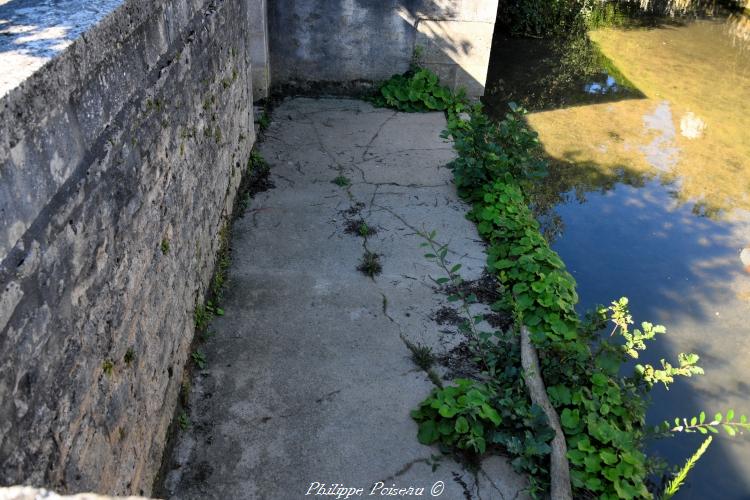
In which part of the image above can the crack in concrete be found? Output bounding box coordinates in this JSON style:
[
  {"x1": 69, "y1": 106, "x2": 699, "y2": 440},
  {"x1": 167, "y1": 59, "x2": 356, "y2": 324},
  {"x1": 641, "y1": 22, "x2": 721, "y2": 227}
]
[{"x1": 361, "y1": 111, "x2": 398, "y2": 161}]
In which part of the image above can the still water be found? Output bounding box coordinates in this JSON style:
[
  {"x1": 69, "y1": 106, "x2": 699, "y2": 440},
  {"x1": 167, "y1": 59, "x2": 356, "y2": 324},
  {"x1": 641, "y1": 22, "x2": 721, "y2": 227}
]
[{"x1": 487, "y1": 13, "x2": 750, "y2": 499}]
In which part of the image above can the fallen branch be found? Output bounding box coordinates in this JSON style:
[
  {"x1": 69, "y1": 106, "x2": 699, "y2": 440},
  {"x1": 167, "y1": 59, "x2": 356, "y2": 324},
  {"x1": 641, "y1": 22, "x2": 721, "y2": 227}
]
[{"x1": 520, "y1": 326, "x2": 573, "y2": 499}]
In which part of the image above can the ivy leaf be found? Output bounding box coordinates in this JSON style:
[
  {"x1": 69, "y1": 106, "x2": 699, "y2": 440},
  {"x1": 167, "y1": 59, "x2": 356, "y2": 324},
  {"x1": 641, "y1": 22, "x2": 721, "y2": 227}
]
[
  {"x1": 455, "y1": 416, "x2": 470, "y2": 434},
  {"x1": 561, "y1": 408, "x2": 580, "y2": 429},
  {"x1": 417, "y1": 420, "x2": 439, "y2": 444},
  {"x1": 600, "y1": 449, "x2": 618, "y2": 465}
]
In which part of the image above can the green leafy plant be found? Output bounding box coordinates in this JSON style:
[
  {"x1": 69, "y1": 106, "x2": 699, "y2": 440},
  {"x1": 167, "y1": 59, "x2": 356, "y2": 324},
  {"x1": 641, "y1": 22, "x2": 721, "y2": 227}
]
[
  {"x1": 102, "y1": 359, "x2": 114, "y2": 377},
  {"x1": 248, "y1": 150, "x2": 268, "y2": 174},
  {"x1": 358, "y1": 222, "x2": 371, "y2": 237},
  {"x1": 178, "y1": 412, "x2": 190, "y2": 431},
  {"x1": 659, "y1": 410, "x2": 750, "y2": 437},
  {"x1": 194, "y1": 304, "x2": 213, "y2": 332},
  {"x1": 412, "y1": 379, "x2": 502, "y2": 454},
  {"x1": 410, "y1": 343, "x2": 435, "y2": 371},
  {"x1": 331, "y1": 175, "x2": 351, "y2": 187},
  {"x1": 191, "y1": 351, "x2": 207, "y2": 369},
  {"x1": 372, "y1": 68, "x2": 466, "y2": 114},
  {"x1": 180, "y1": 381, "x2": 191, "y2": 407},
  {"x1": 662, "y1": 436, "x2": 712, "y2": 500},
  {"x1": 258, "y1": 111, "x2": 270, "y2": 132},
  {"x1": 374, "y1": 67, "x2": 747, "y2": 498},
  {"x1": 161, "y1": 238, "x2": 170, "y2": 255},
  {"x1": 124, "y1": 348, "x2": 135, "y2": 366},
  {"x1": 211, "y1": 224, "x2": 232, "y2": 299},
  {"x1": 357, "y1": 251, "x2": 382, "y2": 277},
  {"x1": 194, "y1": 301, "x2": 224, "y2": 333},
  {"x1": 444, "y1": 104, "x2": 548, "y2": 196}
]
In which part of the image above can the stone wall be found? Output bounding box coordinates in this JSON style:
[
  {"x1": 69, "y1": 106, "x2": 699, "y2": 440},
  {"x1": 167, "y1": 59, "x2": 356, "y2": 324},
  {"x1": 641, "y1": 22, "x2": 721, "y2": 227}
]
[
  {"x1": 267, "y1": 0, "x2": 498, "y2": 97},
  {"x1": 0, "y1": 0, "x2": 256, "y2": 495}
]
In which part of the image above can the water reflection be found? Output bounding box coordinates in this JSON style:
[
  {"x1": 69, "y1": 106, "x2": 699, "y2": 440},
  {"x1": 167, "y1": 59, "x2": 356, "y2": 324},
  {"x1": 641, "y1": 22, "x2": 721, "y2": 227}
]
[
  {"x1": 487, "y1": 14, "x2": 750, "y2": 219},
  {"x1": 584, "y1": 74, "x2": 619, "y2": 94},
  {"x1": 486, "y1": 7, "x2": 750, "y2": 498},
  {"x1": 550, "y1": 179, "x2": 750, "y2": 499}
]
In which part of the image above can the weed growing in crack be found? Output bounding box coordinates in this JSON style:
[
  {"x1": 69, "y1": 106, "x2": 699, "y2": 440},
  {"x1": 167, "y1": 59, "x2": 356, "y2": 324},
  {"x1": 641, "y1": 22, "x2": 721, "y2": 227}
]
[
  {"x1": 411, "y1": 343, "x2": 435, "y2": 371},
  {"x1": 161, "y1": 238, "x2": 170, "y2": 255},
  {"x1": 178, "y1": 412, "x2": 190, "y2": 431},
  {"x1": 402, "y1": 336, "x2": 442, "y2": 387},
  {"x1": 210, "y1": 223, "x2": 232, "y2": 300},
  {"x1": 331, "y1": 175, "x2": 351, "y2": 187},
  {"x1": 357, "y1": 251, "x2": 382, "y2": 277},
  {"x1": 194, "y1": 302, "x2": 224, "y2": 333},
  {"x1": 237, "y1": 192, "x2": 251, "y2": 215},
  {"x1": 124, "y1": 348, "x2": 135, "y2": 366},
  {"x1": 345, "y1": 219, "x2": 376, "y2": 237},
  {"x1": 180, "y1": 381, "x2": 191, "y2": 407},
  {"x1": 102, "y1": 359, "x2": 114, "y2": 377},
  {"x1": 258, "y1": 111, "x2": 270, "y2": 132},
  {"x1": 194, "y1": 305, "x2": 213, "y2": 332},
  {"x1": 191, "y1": 351, "x2": 207, "y2": 369},
  {"x1": 248, "y1": 150, "x2": 268, "y2": 174}
]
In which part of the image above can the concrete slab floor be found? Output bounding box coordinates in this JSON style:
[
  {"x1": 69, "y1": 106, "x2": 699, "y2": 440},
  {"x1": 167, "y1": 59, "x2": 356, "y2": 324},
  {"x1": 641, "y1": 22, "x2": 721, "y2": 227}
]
[{"x1": 160, "y1": 98, "x2": 529, "y2": 500}]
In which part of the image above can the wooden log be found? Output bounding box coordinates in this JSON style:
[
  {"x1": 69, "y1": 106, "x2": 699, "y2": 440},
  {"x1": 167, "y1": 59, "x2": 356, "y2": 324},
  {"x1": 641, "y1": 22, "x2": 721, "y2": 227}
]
[{"x1": 520, "y1": 326, "x2": 573, "y2": 499}]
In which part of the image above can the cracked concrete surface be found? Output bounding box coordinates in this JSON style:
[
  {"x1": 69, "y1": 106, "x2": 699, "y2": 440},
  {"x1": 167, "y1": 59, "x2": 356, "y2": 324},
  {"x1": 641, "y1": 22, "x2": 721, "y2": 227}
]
[{"x1": 161, "y1": 98, "x2": 528, "y2": 499}]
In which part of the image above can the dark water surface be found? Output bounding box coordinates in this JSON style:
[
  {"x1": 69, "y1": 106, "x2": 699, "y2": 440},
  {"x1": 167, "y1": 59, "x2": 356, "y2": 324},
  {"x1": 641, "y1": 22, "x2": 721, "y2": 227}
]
[{"x1": 486, "y1": 13, "x2": 750, "y2": 499}]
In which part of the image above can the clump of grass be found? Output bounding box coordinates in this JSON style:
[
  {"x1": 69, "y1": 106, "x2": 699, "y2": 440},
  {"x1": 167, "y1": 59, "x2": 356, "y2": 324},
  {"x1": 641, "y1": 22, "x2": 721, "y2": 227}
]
[
  {"x1": 102, "y1": 359, "x2": 114, "y2": 376},
  {"x1": 332, "y1": 175, "x2": 351, "y2": 187},
  {"x1": 161, "y1": 238, "x2": 170, "y2": 255},
  {"x1": 410, "y1": 344, "x2": 435, "y2": 371},
  {"x1": 199, "y1": 330, "x2": 215, "y2": 343},
  {"x1": 248, "y1": 150, "x2": 268, "y2": 174},
  {"x1": 258, "y1": 111, "x2": 270, "y2": 132},
  {"x1": 357, "y1": 251, "x2": 382, "y2": 277},
  {"x1": 194, "y1": 305, "x2": 213, "y2": 332},
  {"x1": 178, "y1": 412, "x2": 190, "y2": 430},
  {"x1": 402, "y1": 337, "x2": 442, "y2": 387},
  {"x1": 345, "y1": 219, "x2": 377, "y2": 237},
  {"x1": 191, "y1": 351, "x2": 207, "y2": 369},
  {"x1": 124, "y1": 348, "x2": 135, "y2": 366},
  {"x1": 211, "y1": 224, "x2": 231, "y2": 299},
  {"x1": 180, "y1": 381, "x2": 191, "y2": 407}
]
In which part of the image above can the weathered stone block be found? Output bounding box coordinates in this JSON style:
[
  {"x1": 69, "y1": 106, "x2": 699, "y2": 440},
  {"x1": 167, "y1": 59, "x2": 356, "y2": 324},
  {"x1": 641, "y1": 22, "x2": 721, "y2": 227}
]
[{"x1": 0, "y1": 0, "x2": 256, "y2": 495}]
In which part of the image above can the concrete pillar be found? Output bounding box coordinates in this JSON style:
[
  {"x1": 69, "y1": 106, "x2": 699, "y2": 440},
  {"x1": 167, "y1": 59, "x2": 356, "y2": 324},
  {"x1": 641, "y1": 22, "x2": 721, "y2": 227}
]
[
  {"x1": 248, "y1": 0, "x2": 270, "y2": 100},
  {"x1": 409, "y1": 0, "x2": 499, "y2": 99}
]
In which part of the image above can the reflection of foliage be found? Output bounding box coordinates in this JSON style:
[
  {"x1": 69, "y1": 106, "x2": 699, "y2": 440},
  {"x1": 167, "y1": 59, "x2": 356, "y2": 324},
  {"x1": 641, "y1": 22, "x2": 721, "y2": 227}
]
[
  {"x1": 497, "y1": 0, "x2": 737, "y2": 39},
  {"x1": 496, "y1": 0, "x2": 590, "y2": 38},
  {"x1": 486, "y1": 32, "x2": 640, "y2": 115},
  {"x1": 527, "y1": 159, "x2": 649, "y2": 244}
]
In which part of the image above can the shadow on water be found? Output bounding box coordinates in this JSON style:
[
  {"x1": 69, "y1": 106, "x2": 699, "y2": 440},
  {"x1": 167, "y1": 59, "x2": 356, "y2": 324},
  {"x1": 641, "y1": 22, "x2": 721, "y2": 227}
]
[{"x1": 483, "y1": 33, "x2": 646, "y2": 116}]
